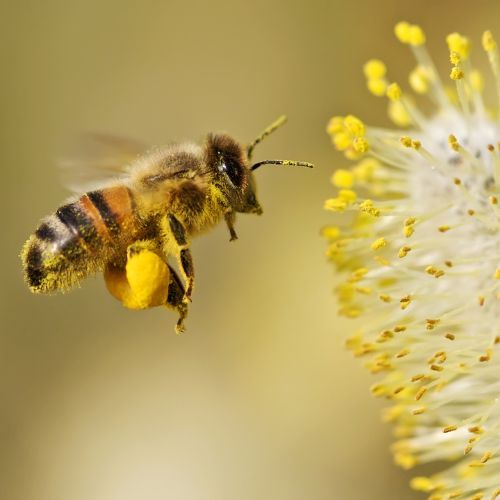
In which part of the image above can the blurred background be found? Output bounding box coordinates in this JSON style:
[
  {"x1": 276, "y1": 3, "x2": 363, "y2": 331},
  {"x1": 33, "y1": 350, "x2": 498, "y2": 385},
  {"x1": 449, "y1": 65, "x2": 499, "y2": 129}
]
[{"x1": 1, "y1": 1, "x2": 499, "y2": 499}]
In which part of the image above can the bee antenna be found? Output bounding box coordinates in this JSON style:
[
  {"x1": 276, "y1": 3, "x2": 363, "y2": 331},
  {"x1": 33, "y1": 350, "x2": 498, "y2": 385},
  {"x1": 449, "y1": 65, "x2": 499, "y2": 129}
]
[
  {"x1": 251, "y1": 159, "x2": 314, "y2": 171},
  {"x1": 247, "y1": 115, "x2": 288, "y2": 161}
]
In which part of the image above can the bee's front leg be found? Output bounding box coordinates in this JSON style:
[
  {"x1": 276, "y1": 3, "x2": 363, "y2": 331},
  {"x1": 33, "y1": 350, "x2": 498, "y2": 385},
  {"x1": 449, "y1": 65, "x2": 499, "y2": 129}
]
[
  {"x1": 162, "y1": 214, "x2": 195, "y2": 304},
  {"x1": 224, "y1": 210, "x2": 238, "y2": 241}
]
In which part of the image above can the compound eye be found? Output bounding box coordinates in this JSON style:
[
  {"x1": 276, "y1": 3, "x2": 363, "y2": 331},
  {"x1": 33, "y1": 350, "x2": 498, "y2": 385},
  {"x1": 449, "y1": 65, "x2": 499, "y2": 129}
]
[{"x1": 219, "y1": 157, "x2": 243, "y2": 187}]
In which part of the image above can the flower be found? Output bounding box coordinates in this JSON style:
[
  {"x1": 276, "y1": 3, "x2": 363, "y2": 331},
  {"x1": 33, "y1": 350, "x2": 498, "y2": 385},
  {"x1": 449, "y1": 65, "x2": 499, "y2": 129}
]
[{"x1": 324, "y1": 22, "x2": 500, "y2": 499}]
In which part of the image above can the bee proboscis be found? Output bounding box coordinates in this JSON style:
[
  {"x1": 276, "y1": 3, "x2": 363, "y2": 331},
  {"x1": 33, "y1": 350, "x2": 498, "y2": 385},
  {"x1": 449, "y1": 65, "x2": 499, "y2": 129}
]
[{"x1": 21, "y1": 116, "x2": 313, "y2": 332}]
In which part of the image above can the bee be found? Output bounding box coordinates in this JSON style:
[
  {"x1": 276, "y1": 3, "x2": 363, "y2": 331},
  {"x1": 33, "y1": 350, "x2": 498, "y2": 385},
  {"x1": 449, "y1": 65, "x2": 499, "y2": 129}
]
[{"x1": 21, "y1": 116, "x2": 313, "y2": 333}]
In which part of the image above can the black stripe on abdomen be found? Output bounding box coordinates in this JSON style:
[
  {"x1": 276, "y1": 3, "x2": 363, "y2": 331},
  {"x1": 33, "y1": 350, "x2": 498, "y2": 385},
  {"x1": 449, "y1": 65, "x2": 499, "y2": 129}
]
[
  {"x1": 56, "y1": 203, "x2": 100, "y2": 252},
  {"x1": 87, "y1": 190, "x2": 120, "y2": 236},
  {"x1": 25, "y1": 243, "x2": 44, "y2": 289},
  {"x1": 35, "y1": 222, "x2": 58, "y2": 242}
]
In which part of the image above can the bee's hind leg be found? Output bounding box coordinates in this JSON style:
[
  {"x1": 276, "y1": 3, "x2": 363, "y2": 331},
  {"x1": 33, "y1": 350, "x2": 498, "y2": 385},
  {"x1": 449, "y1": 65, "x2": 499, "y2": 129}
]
[{"x1": 162, "y1": 214, "x2": 195, "y2": 305}]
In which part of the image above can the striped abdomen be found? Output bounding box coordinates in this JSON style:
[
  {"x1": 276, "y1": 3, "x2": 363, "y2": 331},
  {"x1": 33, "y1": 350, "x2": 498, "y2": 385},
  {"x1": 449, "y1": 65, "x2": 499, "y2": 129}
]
[{"x1": 22, "y1": 186, "x2": 140, "y2": 293}]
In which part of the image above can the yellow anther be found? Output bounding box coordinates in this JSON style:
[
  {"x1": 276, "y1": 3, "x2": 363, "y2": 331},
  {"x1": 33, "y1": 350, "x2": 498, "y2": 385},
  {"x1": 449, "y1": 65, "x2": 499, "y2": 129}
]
[
  {"x1": 415, "y1": 387, "x2": 427, "y2": 400},
  {"x1": 344, "y1": 114, "x2": 365, "y2": 136},
  {"x1": 450, "y1": 67, "x2": 464, "y2": 80},
  {"x1": 403, "y1": 226, "x2": 414, "y2": 238},
  {"x1": 394, "y1": 21, "x2": 411, "y2": 43},
  {"x1": 446, "y1": 33, "x2": 471, "y2": 60},
  {"x1": 449, "y1": 51, "x2": 461, "y2": 65},
  {"x1": 426, "y1": 266, "x2": 445, "y2": 278},
  {"x1": 468, "y1": 425, "x2": 484, "y2": 434},
  {"x1": 431, "y1": 364, "x2": 444, "y2": 372},
  {"x1": 443, "y1": 425, "x2": 458, "y2": 433},
  {"x1": 405, "y1": 217, "x2": 416, "y2": 226},
  {"x1": 478, "y1": 295, "x2": 485, "y2": 306},
  {"x1": 409, "y1": 65, "x2": 429, "y2": 94},
  {"x1": 388, "y1": 100, "x2": 411, "y2": 126},
  {"x1": 367, "y1": 78, "x2": 387, "y2": 97},
  {"x1": 359, "y1": 199, "x2": 380, "y2": 217},
  {"x1": 320, "y1": 226, "x2": 341, "y2": 241},
  {"x1": 480, "y1": 451, "x2": 493, "y2": 463},
  {"x1": 411, "y1": 374, "x2": 425, "y2": 382},
  {"x1": 444, "y1": 333, "x2": 456, "y2": 340},
  {"x1": 408, "y1": 24, "x2": 425, "y2": 46},
  {"x1": 326, "y1": 116, "x2": 344, "y2": 135},
  {"x1": 426, "y1": 318, "x2": 440, "y2": 330},
  {"x1": 490, "y1": 195, "x2": 498, "y2": 205},
  {"x1": 394, "y1": 325, "x2": 406, "y2": 332},
  {"x1": 438, "y1": 225, "x2": 451, "y2": 232},
  {"x1": 395, "y1": 348, "x2": 410, "y2": 359},
  {"x1": 410, "y1": 477, "x2": 434, "y2": 492},
  {"x1": 331, "y1": 169, "x2": 354, "y2": 188},
  {"x1": 324, "y1": 198, "x2": 347, "y2": 212},
  {"x1": 394, "y1": 451, "x2": 417, "y2": 469},
  {"x1": 338, "y1": 189, "x2": 357, "y2": 203},
  {"x1": 352, "y1": 136, "x2": 369, "y2": 153},
  {"x1": 444, "y1": 260, "x2": 453, "y2": 267},
  {"x1": 479, "y1": 348, "x2": 493, "y2": 362},
  {"x1": 400, "y1": 295, "x2": 412, "y2": 309},
  {"x1": 398, "y1": 245, "x2": 411, "y2": 258},
  {"x1": 400, "y1": 136, "x2": 413, "y2": 148},
  {"x1": 494, "y1": 269, "x2": 500, "y2": 279},
  {"x1": 363, "y1": 59, "x2": 386, "y2": 79},
  {"x1": 447, "y1": 131, "x2": 462, "y2": 159},
  {"x1": 412, "y1": 406, "x2": 426, "y2": 415},
  {"x1": 412, "y1": 140, "x2": 421, "y2": 150},
  {"x1": 352, "y1": 158, "x2": 378, "y2": 181},
  {"x1": 448, "y1": 134, "x2": 460, "y2": 151},
  {"x1": 371, "y1": 237, "x2": 387, "y2": 250},
  {"x1": 386, "y1": 82, "x2": 402, "y2": 101},
  {"x1": 379, "y1": 294, "x2": 391, "y2": 303},
  {"x1": 332, "y1": 131, "x2": 351, "y2": 151},
  {"x1": 482, "y1": 30, "x2": 497, "y2": 52},
  {"x1": 470, "y1": 69, "x2": 484, "y2": 92}
]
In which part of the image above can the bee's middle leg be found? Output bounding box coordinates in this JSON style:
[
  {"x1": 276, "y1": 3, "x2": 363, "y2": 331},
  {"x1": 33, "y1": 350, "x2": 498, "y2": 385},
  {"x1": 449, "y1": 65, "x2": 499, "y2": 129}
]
[{"x1": 162, "y1": 214, "x2": 194, "y2": 304}]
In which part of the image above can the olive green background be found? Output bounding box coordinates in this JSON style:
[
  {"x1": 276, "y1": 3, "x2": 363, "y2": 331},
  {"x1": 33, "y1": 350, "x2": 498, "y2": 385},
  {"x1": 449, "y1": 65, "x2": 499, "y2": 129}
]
[{"x1": 1, "y1": 1, "x2": 498, "y2": 499}]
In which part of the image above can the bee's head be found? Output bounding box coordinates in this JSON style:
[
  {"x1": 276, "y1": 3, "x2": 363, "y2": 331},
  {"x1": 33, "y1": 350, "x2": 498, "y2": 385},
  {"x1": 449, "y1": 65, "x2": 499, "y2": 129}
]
[
  {"x1": 205, "y1": 133, "x2": 262, "y2": 214},
  {"x1": 205, "y1": 116, "x2": 313, "y2": 215}
]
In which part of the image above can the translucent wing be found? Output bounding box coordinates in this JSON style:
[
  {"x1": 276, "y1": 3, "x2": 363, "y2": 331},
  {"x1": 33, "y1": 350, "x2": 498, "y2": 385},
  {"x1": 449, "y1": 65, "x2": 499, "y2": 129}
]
[{"x1": 59, "y1": 133, "x2": 148, "y2": 193}]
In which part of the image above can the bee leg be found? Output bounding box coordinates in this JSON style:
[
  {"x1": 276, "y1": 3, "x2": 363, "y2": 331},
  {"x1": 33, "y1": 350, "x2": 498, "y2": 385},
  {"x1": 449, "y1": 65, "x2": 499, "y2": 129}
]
[
  {"x1": 165, "y1": 263, "x2": 188, "y2": 334},
  {"x1": 166, "y1": 214, "x2": 195, "y2": 304},
  {"x1": 224, "y1": 211, "x2": 238, "y2": 241}
]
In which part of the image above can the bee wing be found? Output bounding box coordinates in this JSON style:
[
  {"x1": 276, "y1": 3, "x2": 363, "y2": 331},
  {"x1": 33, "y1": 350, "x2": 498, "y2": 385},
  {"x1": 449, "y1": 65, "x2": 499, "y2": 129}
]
[{"x1": 59, "y1": 133, "x2": 148, "y2": 193}]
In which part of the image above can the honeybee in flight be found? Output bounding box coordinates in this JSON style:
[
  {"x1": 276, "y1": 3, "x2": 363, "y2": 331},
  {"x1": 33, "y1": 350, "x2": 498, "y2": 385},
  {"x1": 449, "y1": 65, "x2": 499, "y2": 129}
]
[{"x1": 21, "y1": 116, "x2": 313, "y2": 333}]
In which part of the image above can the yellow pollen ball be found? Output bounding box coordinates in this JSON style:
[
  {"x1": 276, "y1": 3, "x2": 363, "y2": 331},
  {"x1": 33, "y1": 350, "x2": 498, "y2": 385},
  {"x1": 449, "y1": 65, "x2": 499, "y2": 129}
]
[
  {"x1": 446, "y1": 32, "x2": 471, "y2": 60},
  {"x1": 353, "y1": 137, "x2": 369, "y2": 153},
  {"x1": 410, "y1": 477, "x2": 435, "y2": 492},
  {"x1": 344, "y1": 115, "x2": 365, "y2": 136},
  {"x1": 324, "y1": 198, "x2": 347, "y2": 212},
  {"x1": 338, "y1": 189, "x2": 357, "y2": 203},
  {"x1": 388, "y1": 100, "x2": 411, "y2": 127},
  {"x1": 450, "y1": 67, "x2": 464, "y2": 80},
  {"x1": 482, "y1": 30, "x2": 497, "y2": 52},
  {"x1": 470, "y1": 70, "x2": 484, "y2": 92},
  {"x1": 386, "y1": 82, "x2": 402, "y2": 101},
  {"x1": 363, "y1": 59, "x2": 386, "y2": 79},
  {"x1": 333, "y1": 132, "x2": 351, "y2": 151},
  {"x1": 400, "y1": 136, "x2": 413, "y2": 148},
  {"x1": 409, "y1": 66, "x2": 429, "y2": 94},
  {"x1": 327, "y1": 116, "x2": 344, "y2": 135},
  {"x1": 331, "y1": 169, "x2": 354, "y2": 188},
  {"x1": 371, "y1": 237, "x2": 387, "y2": 250},
  {"x1": 367, "y1": 78, "x2": 387, "y2": 97},
  {"x1": 449, "y1": 51, "x2": 461, "y2": 65},
  {"x1": 394, "y1": 21, "x2": 411, "y2": 43},
  {"x1": 408, "y1": 24, "x2": 426, "y2": 46}
]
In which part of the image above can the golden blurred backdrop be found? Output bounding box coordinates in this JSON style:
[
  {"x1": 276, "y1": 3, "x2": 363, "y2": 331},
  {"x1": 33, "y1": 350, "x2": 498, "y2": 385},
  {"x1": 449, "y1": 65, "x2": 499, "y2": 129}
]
[{"x1": 1, "y1": 1, "x2": 499, "y2": 499}]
